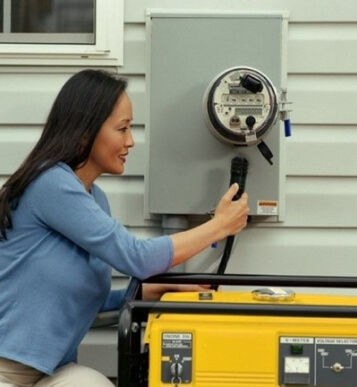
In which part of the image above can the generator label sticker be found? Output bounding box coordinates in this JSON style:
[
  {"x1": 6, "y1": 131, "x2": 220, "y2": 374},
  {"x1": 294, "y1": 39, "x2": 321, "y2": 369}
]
[
  {"x1": 316, "y1": 338, "x2": 357, "y2": 345},
  {"x1": 281, "y1": 337, "x2": 314, "y2": 344},
  {"x1": 257, "y1": 200, "x2": 278, "y2": 215},
  {"x1": 161, "y1": 333, "x2": 192, "y2": 383},
  {"x1": 162, "y1": 333, "x2": 192, "y2": 349}
]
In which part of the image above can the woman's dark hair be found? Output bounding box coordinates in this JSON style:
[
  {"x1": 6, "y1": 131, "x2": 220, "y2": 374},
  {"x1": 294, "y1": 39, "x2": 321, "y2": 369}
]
[{"x1": 0, "y1": 69, "x2": 127, "y2": 240}]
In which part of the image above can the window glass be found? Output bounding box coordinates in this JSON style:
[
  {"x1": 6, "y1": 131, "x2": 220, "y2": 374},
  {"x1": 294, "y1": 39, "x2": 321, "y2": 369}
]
[
  {"x1": 1, "y1": 0, "x2": 95, "y2": 44},
  {"x1": 0, "y1": 1, "x2": 3, "y2": 32}
]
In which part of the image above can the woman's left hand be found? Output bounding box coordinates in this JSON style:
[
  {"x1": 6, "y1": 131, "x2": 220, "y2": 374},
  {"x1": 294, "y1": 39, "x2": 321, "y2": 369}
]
[{"x1": 142, "y1": 283, "x2": 211, "y2": 301}]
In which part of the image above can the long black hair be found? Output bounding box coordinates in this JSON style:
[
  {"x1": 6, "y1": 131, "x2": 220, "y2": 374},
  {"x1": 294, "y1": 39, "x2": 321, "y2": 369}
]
[{"x1": 0, "y1": 69, "x2": 127, "y2": 240}]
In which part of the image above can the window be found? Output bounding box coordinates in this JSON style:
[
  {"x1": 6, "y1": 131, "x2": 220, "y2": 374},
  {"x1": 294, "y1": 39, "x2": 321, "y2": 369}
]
[{"x1": 0, "y1": 0, "x2": 123, "y2": 66}]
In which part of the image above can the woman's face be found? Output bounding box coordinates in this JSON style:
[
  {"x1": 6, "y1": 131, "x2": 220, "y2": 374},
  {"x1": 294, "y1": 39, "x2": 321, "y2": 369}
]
[{"x1": 88, "y1": 92, "x2": 134, "y2": 176}]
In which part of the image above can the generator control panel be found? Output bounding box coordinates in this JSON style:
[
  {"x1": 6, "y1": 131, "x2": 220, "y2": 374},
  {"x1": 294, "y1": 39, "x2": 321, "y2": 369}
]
[
  {"x1": 161, "y1": 333, "x2": 192, "y2": 384},
  {"x1": 279, "y1": 337, "x2": 357, "y2": 386}
]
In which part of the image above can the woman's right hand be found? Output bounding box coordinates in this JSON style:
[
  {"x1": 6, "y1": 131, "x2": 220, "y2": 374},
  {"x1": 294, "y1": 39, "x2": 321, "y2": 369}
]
[
  {"x1": 212, "y1": 183, "x2": 249, "y2": 238},
  {"x1": 169, "y1": 183, "x2": 249, "y2": 267}
]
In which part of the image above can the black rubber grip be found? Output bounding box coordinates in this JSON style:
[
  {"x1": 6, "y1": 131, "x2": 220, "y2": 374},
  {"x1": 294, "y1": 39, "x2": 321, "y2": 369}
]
[{"x1": 230, "y1": 157, "x2": 248, "y2": 201}]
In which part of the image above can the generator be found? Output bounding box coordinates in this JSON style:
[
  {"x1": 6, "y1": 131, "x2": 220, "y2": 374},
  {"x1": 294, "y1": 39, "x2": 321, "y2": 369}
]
[{"x1": 117, "y1": 274, "x2": 357, "y2": 387}]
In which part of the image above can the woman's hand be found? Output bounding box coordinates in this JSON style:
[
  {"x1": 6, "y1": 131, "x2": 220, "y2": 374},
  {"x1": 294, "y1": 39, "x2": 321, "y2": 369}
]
[
  {"x1": 212, "y1": 183, "x2": 249, "y2": 238},
  {"x1": 169, "y1": 183, "x2": 249, "y2": 267},
  {"x1": 142, "y1": 283, "x2": 211, "y2": 301}
]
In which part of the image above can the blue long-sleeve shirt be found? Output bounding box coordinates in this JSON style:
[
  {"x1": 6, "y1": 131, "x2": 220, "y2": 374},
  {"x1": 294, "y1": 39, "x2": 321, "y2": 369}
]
[{"x1": 0, "y1": 162, "x2": 173, "y2": 374}]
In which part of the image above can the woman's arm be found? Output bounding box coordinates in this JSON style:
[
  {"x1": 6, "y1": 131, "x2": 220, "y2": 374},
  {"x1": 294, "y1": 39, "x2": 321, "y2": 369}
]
[
  {"x1": 170, "y1": 183, "x2": 249, "y2": 266},
  {"x1": 30, "y1": 168, "x2": 247, "y2": 279},
  {"x1": 29, "y1": 167, "x2": 173, "y2": 280}
]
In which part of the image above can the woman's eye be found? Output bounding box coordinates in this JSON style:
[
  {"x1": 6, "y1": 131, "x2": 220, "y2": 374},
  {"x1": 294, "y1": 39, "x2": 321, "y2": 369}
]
[{"x1": 118, "y1": 127, "x2": 127, "y2": 132}]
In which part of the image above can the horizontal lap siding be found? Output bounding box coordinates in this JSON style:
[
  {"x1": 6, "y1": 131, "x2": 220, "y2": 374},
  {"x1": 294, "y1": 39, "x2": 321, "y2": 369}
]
[{"x1": 1, "y1": 1, "x2": 356, "y2": 376}]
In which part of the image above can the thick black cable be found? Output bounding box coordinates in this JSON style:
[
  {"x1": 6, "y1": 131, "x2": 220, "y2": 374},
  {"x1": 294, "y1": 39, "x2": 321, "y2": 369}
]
[{"x1": 212, "y1": 157, "x2": 248, "y2": 290}]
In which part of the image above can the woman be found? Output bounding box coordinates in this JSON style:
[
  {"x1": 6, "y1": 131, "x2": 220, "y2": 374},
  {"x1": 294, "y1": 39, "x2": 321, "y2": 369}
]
[{"x1": 0, "y1": 69, "x2": 249, "y2": 386}]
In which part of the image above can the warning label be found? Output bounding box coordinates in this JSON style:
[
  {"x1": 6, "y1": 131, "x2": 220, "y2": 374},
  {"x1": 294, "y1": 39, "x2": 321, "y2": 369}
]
[{"x1": 257, "y1": 200, "x2": 278, "y2": 215}]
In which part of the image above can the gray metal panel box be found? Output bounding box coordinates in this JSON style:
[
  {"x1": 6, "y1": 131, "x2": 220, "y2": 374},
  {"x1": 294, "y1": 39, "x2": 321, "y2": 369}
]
[{"x1": 146, "y1": 12, "x2": 287, "y2": 219}]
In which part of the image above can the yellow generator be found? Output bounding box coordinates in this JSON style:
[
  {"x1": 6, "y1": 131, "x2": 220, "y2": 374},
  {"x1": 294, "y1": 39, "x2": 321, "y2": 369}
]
[{"x1": 117, "y1": 274, "x2": 357, "y2": 387}]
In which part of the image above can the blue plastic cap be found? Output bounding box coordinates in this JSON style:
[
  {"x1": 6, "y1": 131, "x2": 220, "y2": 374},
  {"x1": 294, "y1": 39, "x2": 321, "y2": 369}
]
[{"x1": 284, "y1": 119, "x2": 292, "y2": 137}]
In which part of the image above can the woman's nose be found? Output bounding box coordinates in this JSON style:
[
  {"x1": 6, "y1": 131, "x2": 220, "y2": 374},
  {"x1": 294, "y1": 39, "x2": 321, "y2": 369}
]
[{"x1": 126, "y1": 129, "x2": 135, "y2": 148}]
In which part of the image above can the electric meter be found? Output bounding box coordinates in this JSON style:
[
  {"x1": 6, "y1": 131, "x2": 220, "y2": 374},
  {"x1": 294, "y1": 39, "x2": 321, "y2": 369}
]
[
  {"x1": 203, "y1": 66, "x2": 290, "y2": 164},
  {"x1": 203, "y1": 66, "x2": 279, "y2": 146}
]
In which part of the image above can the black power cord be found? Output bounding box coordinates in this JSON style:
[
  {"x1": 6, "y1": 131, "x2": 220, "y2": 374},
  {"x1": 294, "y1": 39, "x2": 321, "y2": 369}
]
[{"x1": 212, "y1": 157, "x2": 248, "y2": 290}]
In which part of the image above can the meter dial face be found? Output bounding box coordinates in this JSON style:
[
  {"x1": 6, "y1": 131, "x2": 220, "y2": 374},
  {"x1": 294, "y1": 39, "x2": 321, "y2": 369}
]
[
  {"x1": 204, "y1": 67, "x2": 279, "y2": 146},
  {"x1": 284, "y1": 357, "x2": 310, "y2": 374}
]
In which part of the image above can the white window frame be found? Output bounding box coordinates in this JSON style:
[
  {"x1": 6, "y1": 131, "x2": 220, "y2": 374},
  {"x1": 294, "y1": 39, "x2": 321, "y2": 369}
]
[{"x1": 0, "y1": 0, "x2": 124, "y2": 66}]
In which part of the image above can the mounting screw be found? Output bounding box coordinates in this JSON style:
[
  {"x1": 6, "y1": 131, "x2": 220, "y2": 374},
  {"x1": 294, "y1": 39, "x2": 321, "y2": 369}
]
[{"x1": 131, "y1": 322, "x2": 140, "y2": 333}]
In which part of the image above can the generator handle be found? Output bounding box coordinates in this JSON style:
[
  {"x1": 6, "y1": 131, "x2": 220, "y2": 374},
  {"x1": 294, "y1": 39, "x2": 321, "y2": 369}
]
[
  {"x1": 142, "y1": 273, "x2": 357, "y2": 288},
  {"x1": 124, "y1": 277, "x2": 142, "y2": 302}
]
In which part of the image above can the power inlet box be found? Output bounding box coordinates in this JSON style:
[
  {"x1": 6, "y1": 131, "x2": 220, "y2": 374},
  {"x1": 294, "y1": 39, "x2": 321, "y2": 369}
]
[{"x1": 145, "y1": 11, "x2": 289, "y2": 220}]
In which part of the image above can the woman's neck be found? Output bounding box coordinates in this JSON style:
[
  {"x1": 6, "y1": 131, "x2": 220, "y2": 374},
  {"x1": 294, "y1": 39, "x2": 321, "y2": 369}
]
[{"x1": 74, "y1": 162, "x2": 101, "y2": 192}]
